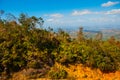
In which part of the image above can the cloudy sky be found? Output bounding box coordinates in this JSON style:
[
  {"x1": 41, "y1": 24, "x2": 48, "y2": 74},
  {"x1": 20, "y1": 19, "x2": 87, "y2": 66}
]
[{"x1": 0, "y1": 0, "x2": 120, "y2": 29}]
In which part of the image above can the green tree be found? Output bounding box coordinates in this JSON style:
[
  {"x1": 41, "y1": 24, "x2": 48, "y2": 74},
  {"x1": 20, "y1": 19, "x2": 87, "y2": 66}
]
[
  {"x1": 95, "y1": 32, "x2": 103, "y2": 41},
  {"x1": 77, "y1": 27, "x2": 84, "y2": 41}
]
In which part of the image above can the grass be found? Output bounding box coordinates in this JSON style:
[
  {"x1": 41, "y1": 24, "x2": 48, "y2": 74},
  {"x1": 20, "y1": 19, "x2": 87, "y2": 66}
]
[{"x1": 10, "y1": 62, "x2": 120, "y2": 80}]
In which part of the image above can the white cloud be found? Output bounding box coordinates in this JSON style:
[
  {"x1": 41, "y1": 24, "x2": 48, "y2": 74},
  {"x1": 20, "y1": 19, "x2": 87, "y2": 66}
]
[
  {"x1": 44, "y1": 13, "x2": 64, "y2": 18},
  {"x1": 50, "y1": 13, "x2": 63, "y2": 18},
  {"x1": 44, "y1": 13, "x2": 63, "y2": 23},
  {"x1": 105, "y1": 9, "x2": 120, "y2": 14},
  {"x1": 72, "y1": 10, "x2": 92, "y2": 16},
  {"x1": 44, "y1": 9, "x2": 120, "y2": 28},
  {"x1": 43, "y1": 14, "x2": 49, "y2": 17},
  {"x1": 71, "y1": 10, "x2": 104, "y2": 16},
  {"x1": 71, "y1": 9, "x2": 120, "y2": 16},
  {"x1": 46, "y1": 18, "x2": 54, "y2": 22},
  {"x1": 101, "y1": 1, "x2": 119, "y2": 7},
  {"x1": 45, "y1": 13, "x2": 64, "y2": 25}
]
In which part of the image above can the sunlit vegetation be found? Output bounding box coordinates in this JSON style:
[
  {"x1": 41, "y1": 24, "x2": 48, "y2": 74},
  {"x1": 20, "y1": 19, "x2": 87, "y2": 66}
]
[{"x1": 0, "y1": 10, "x2": 120, "y2": 79}]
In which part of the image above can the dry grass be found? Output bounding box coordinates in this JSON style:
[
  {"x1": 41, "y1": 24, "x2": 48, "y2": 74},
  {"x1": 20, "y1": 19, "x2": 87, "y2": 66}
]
[
  {"x1": 53, "y1": 62, "x2": 120, "y2": 80},
  {"x1": 10, "y1": 63, "x2": 120, "y2": 80}
]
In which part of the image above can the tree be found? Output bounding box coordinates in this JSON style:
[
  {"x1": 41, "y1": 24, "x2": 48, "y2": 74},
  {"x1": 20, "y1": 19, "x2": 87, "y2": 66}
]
[
  {"x1": 57, "y1": 28, "x2": 70, "y2": 42},
  {"x1": 77, "y1": 27, "x2": 84, "y2": 41},
  {"x1": 108, "y1": 36, "x2": 116, "y2": 44},
  {"x1": 0, "y1": 10, "x2": 4, "y2": 19},
  {"x1": 18, "y1": 13, "x2": 29, "y2": 26},
  {"x1": 38, "y1": 17, "x2": 44, "y2": 27},
  {"x1": 18, "y1": 13, "x2": 44, "y2": 29},
  {"x1": 95, "y1": 32, "x2": 103, "y2": 41},
  {"x1": 6, "y1": 13, "x2": 17, "y2": 22}
]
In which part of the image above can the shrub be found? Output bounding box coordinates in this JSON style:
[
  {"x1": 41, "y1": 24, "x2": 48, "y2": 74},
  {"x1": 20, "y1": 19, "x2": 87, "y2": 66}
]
[{"x1": 49, "y1": 67, "x2": 67, "y2": 79}]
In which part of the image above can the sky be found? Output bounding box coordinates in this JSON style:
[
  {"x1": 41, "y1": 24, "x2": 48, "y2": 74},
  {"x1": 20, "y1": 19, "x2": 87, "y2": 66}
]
[{"x1": 0, "y1": 0, "x2": 120, "y2": 29}]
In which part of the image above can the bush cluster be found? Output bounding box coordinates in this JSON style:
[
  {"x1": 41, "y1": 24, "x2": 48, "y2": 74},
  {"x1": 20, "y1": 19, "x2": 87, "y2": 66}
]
[
  {"x1": 48, "y1": 67, "x2": 67, "y2": 79},
  {"x1": 0, "y1": 12, "x2": 120, "y2": 79},
  {"x1": 54, "y1": 41, "x2": 120, "y2": 72}
]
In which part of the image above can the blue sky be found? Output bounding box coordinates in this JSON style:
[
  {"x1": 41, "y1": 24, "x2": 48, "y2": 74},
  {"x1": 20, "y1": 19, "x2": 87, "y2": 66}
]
[{"x1": 0, "y1": 0, "x2": 120, "y2": 29}]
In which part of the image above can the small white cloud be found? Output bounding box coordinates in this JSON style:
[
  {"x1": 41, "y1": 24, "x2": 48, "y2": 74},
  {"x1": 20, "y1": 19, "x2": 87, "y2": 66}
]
[
  {"x1": 72, "y1": 10, "x2": 91, "y2": 16},
  {"x1": 50, "y1": 13, "x2": 63, "y2": 18},
  {"x1": 44, "y1": 13, "x2": 64, "y2": 26},
  {"x1": 45, "y1": 13, "x2": 64, "y2": 23},
  {"x1": 105, "y1": 9, "x2": 120, "y2": 14},
  {"x1": 43, "y1": 14, "x2": 49, "y2": 17},
  {"x1": 71, "y1": 9, "x2": 120, "y2": 16},
  {"x1": 46, "y1": 18, "x2": 54, "y2": 22},
  {"x1": 101, "y1": 1, "x2": 119, "y2": 7}
]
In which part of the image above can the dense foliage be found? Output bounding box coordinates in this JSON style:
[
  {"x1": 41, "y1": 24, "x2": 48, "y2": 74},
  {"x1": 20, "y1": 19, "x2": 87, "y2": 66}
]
[{"x1": 0, "y1": 11, "x2": 120, "y2": 79}]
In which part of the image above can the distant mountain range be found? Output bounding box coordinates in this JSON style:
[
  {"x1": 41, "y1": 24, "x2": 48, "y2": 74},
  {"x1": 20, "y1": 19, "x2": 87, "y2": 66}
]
[
  {"x1": 46, "y1": 25, "x2": 120, "y2": 40},
  {"x1": 65, "y1": 27, "x2": 120, "y2": 40},
  {"x1": 84, "y1": 29, "x2": 120, "y2": 40}
]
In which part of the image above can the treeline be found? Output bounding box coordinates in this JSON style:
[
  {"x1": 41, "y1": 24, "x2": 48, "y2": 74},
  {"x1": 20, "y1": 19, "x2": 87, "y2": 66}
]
[{"x1": 0, "y1": 11, "x2": 120, "y2": 79}]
